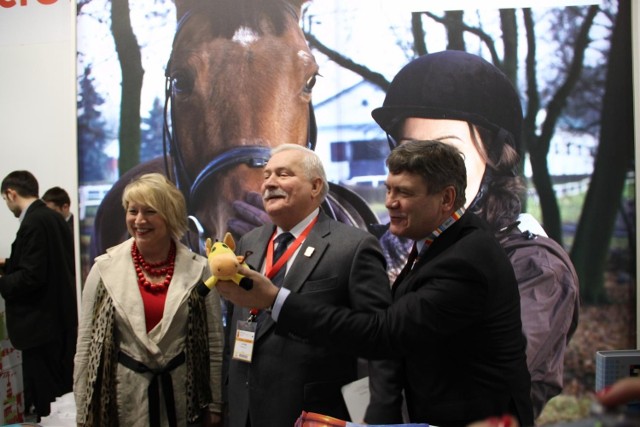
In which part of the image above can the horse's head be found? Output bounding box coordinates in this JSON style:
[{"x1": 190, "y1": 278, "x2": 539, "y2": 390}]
[{"x1": 166, "y1": 0, "x2": 318, "y2": 243}]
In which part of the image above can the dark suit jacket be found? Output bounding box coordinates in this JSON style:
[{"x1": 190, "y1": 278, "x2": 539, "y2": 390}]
[
  {"x1": 0, "y1": 200, "x2": 77, "y2": 355},
  {"x1": 226, "y1": 212, "x2": 398, "y2": 427},
  {"x1": 276, "y1": 212, "x2": 534, "y2": 427},
  {"x1": 66, "y1": 213, "x2": 74, "y2": 239}
]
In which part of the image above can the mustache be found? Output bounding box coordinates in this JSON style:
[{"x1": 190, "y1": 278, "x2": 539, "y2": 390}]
[{"x1": 263, "y1": 189, "x2": 288, "y2": 201}]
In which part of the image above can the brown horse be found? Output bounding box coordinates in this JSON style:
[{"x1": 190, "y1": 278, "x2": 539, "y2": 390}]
[{"x1": 90, "y1": 0, "x2": 378, "y2": 260}]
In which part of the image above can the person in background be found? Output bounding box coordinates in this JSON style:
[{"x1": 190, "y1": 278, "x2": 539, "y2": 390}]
[
  {"x1": 217, "y1": 140, "x2": 534, "y2": 427},
  {"x1": 225, "y1": 144, "x2": 399, "y2": 427},
  {"x1": 0, "y1": 170, "x2": 77, "y2": 421},
  {"x1": 73, "y1": 173, "x2": 224, "y2": 426},
  {"x1": 371, "y1": 50, "x2": 579, "y2": 418},
  {"x1": 42, "y1": 186, "x2": 74, "y2": 238}
]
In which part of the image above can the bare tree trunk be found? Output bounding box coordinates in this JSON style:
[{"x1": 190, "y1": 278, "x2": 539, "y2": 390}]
[
  {"x1": 498, "y1": 9, "x2": 527, "y2": 212},
  {"x1": 444, "y1": 11, "x2": 465, "y2": 51},
  {"x1": 522, "y1": 6, "x2": 598, "y2": 245},
  {"x1": 499, "y1": 9, "x2": 518, "y2": 83},
  {"x1": 411, "y1": 12, "x2": 427, "y2": 56},
  {"x1": 571, "y1": 0, "x2": 633, "y2": 303},
  {"x1": 111, "y1": 0, "x2": 144, "y2": 176}
]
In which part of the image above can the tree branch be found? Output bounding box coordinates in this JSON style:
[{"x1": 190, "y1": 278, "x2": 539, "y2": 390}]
[
  {"x1": 539, "y1": 5, "x2": 600, "y2": 154},
  {"x1": 303, "y1": 31, "x2": 390, "y2": 91},
  {"x1": 425, "y1": 11, "x2": 501, "y2": 67}
]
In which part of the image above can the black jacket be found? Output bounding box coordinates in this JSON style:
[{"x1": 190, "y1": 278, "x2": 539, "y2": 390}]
[
  {"x1": 277, "y1": 212, "x2": 534, "y2": 427},
  {"x1": 226, "y1": 213, "x2": 397, "y2": 427},
  {"x1": 0, "y1": 199, "x2": 77, "y2": 352}
]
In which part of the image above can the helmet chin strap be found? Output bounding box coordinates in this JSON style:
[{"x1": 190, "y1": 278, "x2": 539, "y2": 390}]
[{"x1": 468, "y1": 167, "x2": 493, "y2": 213}]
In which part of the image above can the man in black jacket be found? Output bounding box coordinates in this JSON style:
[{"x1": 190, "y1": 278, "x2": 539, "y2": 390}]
[
  {"x1": 218, "y1": 141, "x2": 534, "y2": 427},
  {"x1": 42, "y1": 186, "x2": 74, "y2": 238},
  {"x1": 0, "y1": 170, "x2": 77, "y2": 420}
]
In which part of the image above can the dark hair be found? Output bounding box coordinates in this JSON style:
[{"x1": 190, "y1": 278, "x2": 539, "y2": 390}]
[
  {"x1": 42, "y1": 186, "x2": 71, "y2": 208},
  {"x1": 372, "y1": 50, "x2": 526, "y2": 231},
  {"x1": 1, "y1": 170, "x2": 39, "y2": 198},
  {"x1": 469, "y1": 125, "x2": 525, "y2": 230},
  {"x1": 386, "y1": 140, "x2": 467, "y2": 210}
]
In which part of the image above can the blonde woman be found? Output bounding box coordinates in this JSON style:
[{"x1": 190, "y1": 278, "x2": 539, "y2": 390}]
[{"x1": 74, "y1": 173, "x2": 224, "y2": 426}]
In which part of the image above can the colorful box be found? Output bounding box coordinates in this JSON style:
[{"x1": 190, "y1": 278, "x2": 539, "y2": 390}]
[
  {"x1": 0, "y1": 296, "x2": 24, "y2": 424},
  {"x1": 0, "y1": 365, "x2": 24, "y2": 425}
]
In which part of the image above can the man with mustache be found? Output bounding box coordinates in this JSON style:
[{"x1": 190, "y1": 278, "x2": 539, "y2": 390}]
[
  {"x1": 218, "y1": 140, "x2": 534, "y2": 427},
  {"x1": 224, "y1": 144, "x2": 400, "y2": 427}
]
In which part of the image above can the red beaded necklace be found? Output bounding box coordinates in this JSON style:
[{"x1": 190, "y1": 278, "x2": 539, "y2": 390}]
[{"x1": 132, "y1": 240, "x2": 176, "y2": 292}]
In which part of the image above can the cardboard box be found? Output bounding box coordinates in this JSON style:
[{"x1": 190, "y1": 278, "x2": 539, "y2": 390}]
[
  {"x1": 0, "y1": 297, "x2": 24, "y2": 424},
  {"x1": 0, "y1": 365, "x2": 24, "y2": 424},
  {"x1": 0, "y1": 339, "x2": 22, "y2": 373},
  {"x1": 0, "y1": 295, "x2": 6, "y2": 342}
]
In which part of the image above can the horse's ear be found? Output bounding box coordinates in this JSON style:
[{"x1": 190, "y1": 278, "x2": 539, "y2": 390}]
[
  {"x1": 174, "y1": 0, "x2": 197, "y2": 22},
  {"x1": 287, "y1": 0, "x2": 310, "y2": 13}
]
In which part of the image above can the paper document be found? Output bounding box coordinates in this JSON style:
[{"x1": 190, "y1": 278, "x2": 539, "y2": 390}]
[{"x1": 341, "y1": 376, "x2": 370, "y2": 423}]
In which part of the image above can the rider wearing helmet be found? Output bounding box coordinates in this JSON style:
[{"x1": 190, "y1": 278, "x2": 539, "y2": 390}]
[
  {"x1": 372, "y1": 50, "x2": 579, "y2": 420},
  {"x1": 373, "y1": 49, "x2": 524, "y2": 232}
]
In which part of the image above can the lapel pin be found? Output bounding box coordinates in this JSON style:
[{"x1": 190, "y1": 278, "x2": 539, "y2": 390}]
[{"x1": 304, "y1": 247, "x2": 315, "y2": 257}]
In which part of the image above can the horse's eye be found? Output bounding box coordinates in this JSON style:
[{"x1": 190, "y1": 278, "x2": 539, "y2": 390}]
[
  {"x1": 304, "y1": 74, "x2": 317, "y2": 93},
  {"x1": 172, "y1": 70, "x2": 195, "y2": 95}
]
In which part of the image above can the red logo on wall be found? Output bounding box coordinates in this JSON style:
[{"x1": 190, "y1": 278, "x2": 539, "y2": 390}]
[{"x1": 0, "y1": 0, "x2": 57, "y2": 8}]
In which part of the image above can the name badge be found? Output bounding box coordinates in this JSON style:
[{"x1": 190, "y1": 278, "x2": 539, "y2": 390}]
[{"x1": 233, "y1": 320, "x2": 257, "y2": 363}]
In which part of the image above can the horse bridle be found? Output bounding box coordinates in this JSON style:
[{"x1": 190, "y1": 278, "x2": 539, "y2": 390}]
[{"x1": 162, "y1": 10, "x2": 317, "y2": 249}]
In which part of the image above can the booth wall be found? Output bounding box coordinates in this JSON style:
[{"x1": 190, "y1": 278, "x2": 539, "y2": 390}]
[{"x1": 0, "y1": 0, "x2": 79, "y2": 307}]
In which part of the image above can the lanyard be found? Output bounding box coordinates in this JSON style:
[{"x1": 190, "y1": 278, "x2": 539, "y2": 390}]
[
  {"x1": 265, "y1": 215, "x2": 319, "y2": 279},
  {"x1": 247, "y1": 215, "x2": 320, "y2": 321},
  {"x1": 421, "y1": 207, "x2": 466, "y2": 253}
]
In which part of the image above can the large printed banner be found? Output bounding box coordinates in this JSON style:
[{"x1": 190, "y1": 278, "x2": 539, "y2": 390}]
[{"x1": 77, "y1": 0, "x2": 635, "y2": 423}]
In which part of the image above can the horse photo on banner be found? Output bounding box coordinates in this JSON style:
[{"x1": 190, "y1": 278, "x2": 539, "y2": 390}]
[
  {"x1": 76, "y1": 0, "x2": 635, "y2": 424},
  {"x1": 78, "y1": 0, "x2": 377, "y2": 272}
]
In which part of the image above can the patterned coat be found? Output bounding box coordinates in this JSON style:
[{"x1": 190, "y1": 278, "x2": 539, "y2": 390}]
[{"x1": 74, "y1": 239, "x2": 224, "y2": 426}]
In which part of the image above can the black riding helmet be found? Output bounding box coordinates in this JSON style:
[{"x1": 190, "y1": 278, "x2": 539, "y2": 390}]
[{"x1": 372, "y1": 50, "x2": 523, "y2": 169}]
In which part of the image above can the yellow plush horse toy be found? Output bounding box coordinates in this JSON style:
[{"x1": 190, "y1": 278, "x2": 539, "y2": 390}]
[{"x1": 203, "y1": 232, "x2": 253, "y2": 290}]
